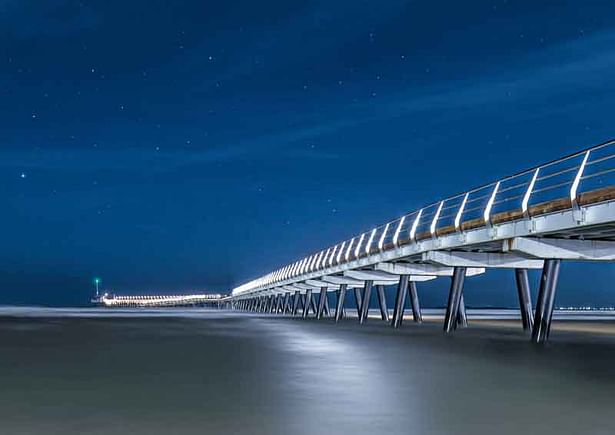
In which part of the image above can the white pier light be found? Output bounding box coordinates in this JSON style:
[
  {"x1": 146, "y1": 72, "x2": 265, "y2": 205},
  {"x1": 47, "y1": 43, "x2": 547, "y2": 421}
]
[
  {"x1": 378, "y1": 223, "x2": 390, "y2": 251},
  {"x1": 483, "y1": 182, "x2": 500, "y2": 224},
  {"x1": 454, "y1": 193, "x2": 469, "y2": 231},
  {"x1": 392, "y1": 216, "x2": 406, "y2": 246},
  {"x1": 430, "y1": 201, "x2": 444, "y2": 236},
  {"x1": 409, "y1": 209, "x2": 422, "y2": 241}
]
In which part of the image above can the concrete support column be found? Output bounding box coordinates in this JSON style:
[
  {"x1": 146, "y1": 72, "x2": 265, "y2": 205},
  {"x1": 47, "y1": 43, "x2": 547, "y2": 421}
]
[
  {"x1": 335, "y1": 284, "x2": 347, "y2": 323},
  {"x1": 408, "y1": 281, "x2": 422, "y2": 323},
  {"x1": 303, "y1": 289, "x2": 312, "y2": 318},
  {"x1": 391, "y1": 275, "x2": 408, "y2": 328},
  {"x1": 359, "y1": 280, "x2": 374, "y2": 324},
  {"x1": 317, "y1": 287, "x2": 328, "y2": 319},
  {"x1": 515, "y1": 268, "x2": 534, "y2": 332},
  {"x1": 531, "y1": 259, "x2": 561, "y2": 344},
  {"x1": 283, "y1": 293, "x2": 291, "y2": 314},
  {"x1": 376, "y1": 284, "x2": 389, "y2": 322},
  {"x1": 444, "y1": 266, "x2": 467, "y2": 333}
]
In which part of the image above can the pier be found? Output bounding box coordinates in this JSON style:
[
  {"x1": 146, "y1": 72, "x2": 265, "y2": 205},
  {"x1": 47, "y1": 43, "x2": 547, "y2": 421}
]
[
  {"x1": 227, "y1": 140, "x2": 615, "y2": 343},
  {"x1": 97, "y1": 293, "x2": 223, "y2": 308}
]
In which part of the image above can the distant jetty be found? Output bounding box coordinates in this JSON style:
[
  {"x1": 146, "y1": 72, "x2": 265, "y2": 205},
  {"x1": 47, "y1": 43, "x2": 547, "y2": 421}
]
[{"x1": 92, "y1": 293, "x2": 223, "y2": 308}]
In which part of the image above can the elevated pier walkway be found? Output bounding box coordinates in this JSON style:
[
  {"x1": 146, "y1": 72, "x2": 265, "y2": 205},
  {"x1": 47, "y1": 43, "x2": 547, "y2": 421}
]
[{"x1": 228, "y1": 139, "x2": 615, "y2": 343}]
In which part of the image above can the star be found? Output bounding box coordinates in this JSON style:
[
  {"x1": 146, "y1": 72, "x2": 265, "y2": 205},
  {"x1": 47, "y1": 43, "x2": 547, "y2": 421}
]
[{"x1": 20, "y1": 172, "x2": 26, "y2": 179}]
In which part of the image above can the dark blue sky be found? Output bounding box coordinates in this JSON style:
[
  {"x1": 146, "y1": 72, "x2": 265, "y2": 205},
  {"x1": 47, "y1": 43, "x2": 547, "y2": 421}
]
[{"x1": 2, "y1": 0, "x2": 615, "y2": 306}]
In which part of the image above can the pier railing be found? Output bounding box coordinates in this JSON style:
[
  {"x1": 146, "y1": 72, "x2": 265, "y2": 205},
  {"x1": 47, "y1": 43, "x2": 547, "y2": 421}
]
[{"x1": 233, "y1": 139, "x2": 615, "y2": 296}]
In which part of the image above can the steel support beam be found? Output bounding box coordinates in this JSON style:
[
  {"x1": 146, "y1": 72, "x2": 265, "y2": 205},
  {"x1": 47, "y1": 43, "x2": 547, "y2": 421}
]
[
  {"x1": 292, "y1": 291, "x2": 301, "y2": 315},
  {"x1": 515, "y1": 269, "x2": 533, "y2": 332},
  {"x1": 391, "y1": 275, "x2": 408, "y2": 328},
  {"x1": 457, "y1": 295, "x2": 468, "y2": 328},
  {"x1": 531, "y1": 259, "x2": 561, "y2": 344},
  {"x1": 353, "y1": 287, "x2": 363, "y2": 319},
  {"x1": 359, "y1": 280, "x2": 374, "y2": 324},
  {"x1": 376, "y1": 284, "x2": 389, "y2": 322},
  {"x1": 317, "y1": 287, "x2": 327, "y2": 319},
  {"x1": 444, "y1": 267, "x2": 467, "y2": 333},
  {"x1": 309, "y1": 291, "x2": 317, "y2": 316},
  {"x1": 323, "y1": 293, "x2": 330, "y2": 316},
  {"x1": 335, "y1": 284, "x2": 347, "y2": 323},
  {"x1": 303, "y1": 289, "x2": 313, "y2": 318},
  {"x1": 408, "y1": 281, "x2": 422, "y2": 323}
]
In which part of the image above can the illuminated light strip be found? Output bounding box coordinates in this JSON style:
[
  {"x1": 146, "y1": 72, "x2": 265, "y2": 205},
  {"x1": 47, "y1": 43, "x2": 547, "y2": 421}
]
[
  {"x1": 378, "y1": 223, "x2": 390, "y2": 251},
  {"x1": 522, "y1": 168, "x2": 540, "y2": 216},
  {"x1": 299, "y1": 258, "x2": 308, "y2": 275},
  {"x1": 366, "y1": 228, "x2": 377, "y2": 254},
  {"x1": 336, "y1": 241, "x2": 346, "y2": 263},
  {"x1": 483, "y1": 182, "x2": 500, "y2": 224},
  {"x1": 454, "y1": 193, "x2": 469, "y2": 231},
  {"x1": 316, "y1": 251, "x2": 325, "y2": 270},
  {"x1": 354, "y1": 233, "x2": 365, "y2": 258},
  {"x1": 570, "y1": 150, "x2": 590, "y2": 204},
  {"x1": 292, "y1": 261, "x2": 301, "y2": 277},
  {"x1": 430, "y1": 201, "x2": 444, "y2": 236},
  {"x1": 345, "y1": 238, "x2": 355, "y2": 261},
  {"x1": 392, "y1": 216, "x2": 406, "y2": 246},
  {"x1": 309, "y1": 254, "x2": 318, "y2": 271},
  {"x1": 320, "y1": 248, "x2": 331, "y2": 269},
  {"x1": 329, "y1": 245, "x2": 338, "y2": 266},
  {"x1": 409, "y1": 209, "x2": 422, "y2": 241}
]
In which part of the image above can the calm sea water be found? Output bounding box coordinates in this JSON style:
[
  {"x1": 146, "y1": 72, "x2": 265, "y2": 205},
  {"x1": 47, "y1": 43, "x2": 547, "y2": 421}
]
[{"x1": 1, "y1": 308, "x2": 615, "y2": 435}]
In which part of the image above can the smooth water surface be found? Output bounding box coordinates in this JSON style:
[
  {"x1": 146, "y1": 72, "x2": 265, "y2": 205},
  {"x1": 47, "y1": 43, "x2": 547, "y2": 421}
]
[{"x1": 1, "y1": 309, "x2": 615, "y2": 435}]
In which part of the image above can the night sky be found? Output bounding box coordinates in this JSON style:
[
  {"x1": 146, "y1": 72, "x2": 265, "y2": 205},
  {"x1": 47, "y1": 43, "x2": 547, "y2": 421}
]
[{"x1": 2, "y1": 1, "x2": 615, "y2": 306}]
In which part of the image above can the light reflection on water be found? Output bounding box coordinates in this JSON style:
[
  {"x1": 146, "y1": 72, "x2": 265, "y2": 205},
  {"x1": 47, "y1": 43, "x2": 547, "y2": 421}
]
[{"x1": 0, "y1": 310, "x2": 615, "y2": 434}]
